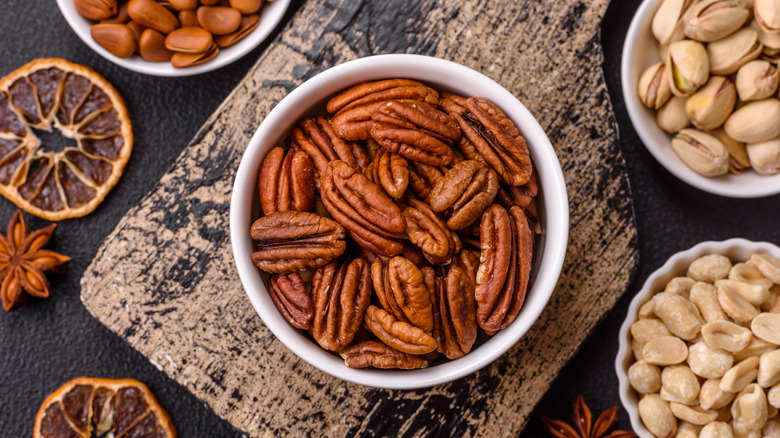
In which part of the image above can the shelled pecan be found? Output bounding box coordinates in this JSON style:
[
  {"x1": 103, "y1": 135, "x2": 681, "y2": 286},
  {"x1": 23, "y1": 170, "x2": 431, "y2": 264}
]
[
  {"x1": 269, "y1": 272, "x2": 313, "y2": 330},
  {"x1": 290, "y1": 116, "x2": 370, "y2": 173},
  {"x1": 434, "y1": 264, "x2": 478, "y2": 360},
  {"x1": 475, "y1": 205, "x2": 534, "y2": 332},
  {"x1": 428, "y1": 160, "x2": 499, "y2": 230},
  {"x1": 364, "y1": 148, "x2": 409, "y2": 199},
  {"x1": 257, "y1": 147, "x2": 316, "y2": 215},
  {"x1": 363, "y1": 305, "x2": 437, "y2": 355},
  {"x1": 340, "y1": 340, "x2": 428, "y2": 369},
  {"x1": 310, "y1": 258, "x2": 372, "y2": 351},
  {"x1": 371, "y1": 256, "x2": 434, "y2": 332},
  {"x1": 407, "y1": 161, "x2": 445, "y2": 201},
  {"x1": 250, "y1": 211, "x2": 346, "y2": 273},
  {"x1": 403, "y1": 197, "x2": 461, "y2": 265}
]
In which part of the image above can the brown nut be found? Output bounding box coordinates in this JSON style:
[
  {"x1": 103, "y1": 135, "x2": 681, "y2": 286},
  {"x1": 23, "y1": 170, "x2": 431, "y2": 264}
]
[
  {"x1": 363, "y1": 305, "x2": 437, "y2": 355},
  {"x1": 127, "y1": 0, "x2": 179, "y2": 34},
  {"x1": 139, "y1": 29, "x2": 174, "y2": 62},
  {"x1": 178, "y1": 10, "x2": 199, "y2": 27},
  {"x1": 75, "y1": 0, "x2": 118, "y2": 20},
  {"x1": 433, "y1": 264, "x2": 478, "y2": 360},
  {"x1": 215, "y1": 14, "x2": 259, "y2": 48},
  {"x1": 196, "y1": 6, "x2": 242, "y2": 35},
  {"x1": 340, "y1": 340, "x2": 428, "y2": 369},
  {"x1": 229, "y1": 0, "x2": 263, "y2": 14},
  {"x1": 171, "y1": 43, "x2": 219, "y2": 68},
  {"x1": 91, "y1": 24, "x2": 137, "y2": 58},
  {"x1": 407, "y1": 161, "x2": 445, "y2": 201},
  {"x1": 269, "y1": 272, "x2": 313, "y2": 330},
  {"x1": 100, "y1": 2, "x2": 130, "y2": 24},
  {"x1": 257, "y1": 147, "x2": 316, "y2": 215},
  {"x1": 320, "y1": 160, "x2": 406, "y2": 257},
  {"x1": 250, "y1": 211, "x2": 346, "y2": 273},
  {"x1": 169, "y1": 0, "x2": 198, "y2": 11},
  {"x1": 475, "y1": 204, "x2": 533, "y2": 332},
  {"x1": 428, "y1": 160, "x2": 499, "y2": 230},
  {"x1": 365, "y1": 148, "x2": 408, "y2": 199},
  {"x1": 371, "y1": 257, "x2": 434, "y2": 333},
  {"x1": 310, "y1": 258, "x2": 372, "y2": 351},
  {"x1": 402, "y1": 198, "x2": 461, "y2": 265},
  {"x1": 370, "y1": 100, "x2": 460, "y2": 166},
  {"x1": 290, "y1": 116, "x2": 370, "y2": 174},
  {"x1": 165, "y1": 27, "x2": 213, "y2": 53}
]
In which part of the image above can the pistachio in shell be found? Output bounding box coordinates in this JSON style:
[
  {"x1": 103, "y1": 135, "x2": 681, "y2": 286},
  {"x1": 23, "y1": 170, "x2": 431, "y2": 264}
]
[
  {"x1": 709, "y1": 128, "x2": 751, "y2": 174},
  {"x1": 667, "y1": 40, "x2": 710, "y2": 96},
  {"x1": 736, "y1": 60, "x2": 780, "y2": 100},
  {"x1": 684, "y1": 0, "x2": 750, "y2": 42},
  {"x1": 672, "y1": 129, "x2": 730, "y2": 176},
  {"x1": 708, "y1": 27, "x2": 763, "y2": 75},
  {"x1": 653, "y1": 0, "x2": 696, "y2": 44},
  {"x1": 685, "y1": 76, "x2": 736, "y2": 129},
  {"x1": 755, "y1": 0, "x2": 780, "y2": 34},
  {"x1": 751, "y1": 19, "x2": 780, "y2": 49},
  {"x1": 747, "y1": 138, "x2": 780, "y2": 174},
  {"x1": 657, "y1": 96, "x2": 691, "y2": 133},
  {"x1": 639, "y1": 62, "x2": 673, "y2": 109},
  {"x1": 724, "y1": 98, "x2": 780, "y2": 142}
]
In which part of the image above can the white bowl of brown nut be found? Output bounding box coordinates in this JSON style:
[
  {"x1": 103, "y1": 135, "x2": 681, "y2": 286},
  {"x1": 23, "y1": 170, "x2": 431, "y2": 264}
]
[
  {"x1": 616, "y1": 238, "x2": 780, "y2": 437},
  {"x1": 230, "y1": 54, "x2": 569, "y2": 389},
  {"x1": 56, "y1": 0, "x2": 290, "y2": 76},
  {"x1": 623, "y1": 0, "x2": 780, "y2": 198}
]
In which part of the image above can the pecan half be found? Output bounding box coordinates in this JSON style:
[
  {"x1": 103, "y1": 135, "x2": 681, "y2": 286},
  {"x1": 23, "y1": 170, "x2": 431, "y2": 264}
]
[
  {"x1": 475, "y1": 205, "x2": 534, "y2": 332},
  {"x1": 403, "y1": 197, "x2": 461, "y2": 265},
  {"x1": 363, "y1": 305, "x2": 437, "y2": 355},
  {"x1": 438, "y1": 91, "x2": 468, "y2": 115},
  {"x1": 371, "y1": 256, "x2": 434, "y2": 332},
  {"x1": 370, "y1": 101, "x2": 460, "y2": 166},
  {"x1": 365, "y1": 148, "x2": 409, "y2": 199},
  {"x1": 434, "y1": 264, "x2": 478, "y2": 360},
  {"x1": 328, "y1": 79, "x2": 440, "y2": 140},
  {"x1": 428, "y1": 160, "x2": 499, "y2": 230},
  {"x1": 250, "y1": 211, "x2": 346, "y2": 273},
  {"x1": 310, "y1": 257, "x2": 372, "y2": 351},
  {"x1": 452, "y1": 97, "x2": 532, "y2": 186},
  {"x1": 290, "y1": 116, "x2": 370, "y2": 173},
  {"x1": 257, "y1": 147, "x2": 316, "y2": 215},
  {"x1": 407, "y1": 161, "x2": 445, "y2": 201},
  {"x1": 320, "y1": 160, "x2": 406, "y2": 257},
  {"x1": 340, "y1": 340, "x2": 428, "y2": 369},
  {"x1": 269, "y1": 272, "x2": 313, "y2": 330},
  {"x1": 496, "y1": 175, "x2": 541, "y2": 234}
]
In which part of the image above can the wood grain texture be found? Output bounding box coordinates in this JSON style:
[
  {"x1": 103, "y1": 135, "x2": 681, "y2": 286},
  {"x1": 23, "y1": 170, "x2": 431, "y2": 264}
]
[{"x1": 80, "y1": 0, "x2": 638, "y2": 436}]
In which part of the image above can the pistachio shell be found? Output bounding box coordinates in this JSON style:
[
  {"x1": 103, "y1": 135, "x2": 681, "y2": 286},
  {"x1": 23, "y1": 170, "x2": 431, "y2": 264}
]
[
  {"x1": 657, "y1": 96, "x2": 691, "y2": 133},
  {"x1": 709, "y1": 128, "x2": 751, "y2": 174},
  {"x1": 736, "y1": 60, "x2": 780, "y2": 101},
  {"x1": 653, "y1": 0, "x2": 696, "y2": 44},
  {"x1": 685, "y1": 76, "x2": 736, "y2": 129},
  {"x1": 746, "y1": 138, "x2": 780, "y2": 174},
  {"x1": 756, "y1": 0, "x2": 780, "y2": 34},
  {"x1": 751, "y1": 19, "x2": 780, "y2": 49},
  {"x1": 639, "y1": 62, "x2": 673, "y2": 109},
  {"x1": 724, "y1": 98, "x2": 780, "y2": 143},
  {"x1": 668, "y1": 40, "x2": 711, "y2": 96},
  {"x1": 708, "y1": 28, "x2": 764, "y2": 75},
  {"x1": 685, "y1": 0, "x2": 750, "y2": 42},
  {"x1": 672, "y1": 128, "x2": 730, "y2": 176}
]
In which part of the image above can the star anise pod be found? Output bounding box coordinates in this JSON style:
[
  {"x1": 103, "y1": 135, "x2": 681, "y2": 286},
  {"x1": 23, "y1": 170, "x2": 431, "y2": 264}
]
[
  {"x1": 0, "y1": 210, "x2": 70, "y2": 311},
  {"x1": 542, "y1": 396, "x2": 636, "y2": 438}
]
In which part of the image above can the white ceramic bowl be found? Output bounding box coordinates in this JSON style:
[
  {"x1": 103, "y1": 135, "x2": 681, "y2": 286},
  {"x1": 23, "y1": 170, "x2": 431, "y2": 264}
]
[
  {"x1": 615, "y1": 238, "x2": 780, "y2": 437},
  {"x1": 55, "y1": 0, "x2": 290, "y2": 77},
  {"x1": 230, "y1": 54, "x2": 569, "y2": 389},
  {"x1": 622, "y1": 0, "x2": 780, "y2": 198}
]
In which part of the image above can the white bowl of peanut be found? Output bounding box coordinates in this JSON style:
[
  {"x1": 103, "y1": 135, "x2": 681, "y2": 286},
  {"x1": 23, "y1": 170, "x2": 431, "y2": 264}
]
[{"x1": 615, "y1": 238, "x2": 780, "y2": 437}]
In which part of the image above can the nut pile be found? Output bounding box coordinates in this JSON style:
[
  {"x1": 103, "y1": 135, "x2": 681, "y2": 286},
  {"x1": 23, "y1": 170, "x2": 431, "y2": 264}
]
[
  {"x1": 73, "y1": 0, "x2": 269, "y2": 68},
  {"x1": 627, "y1": 252, "x2": 780, "y2": 437},
  {"x1": 638, "y1": 0, "x2": 780, "y2": 177},
  {"x1": 249, "y1": 79, "x2": 539, "y2": 370}
]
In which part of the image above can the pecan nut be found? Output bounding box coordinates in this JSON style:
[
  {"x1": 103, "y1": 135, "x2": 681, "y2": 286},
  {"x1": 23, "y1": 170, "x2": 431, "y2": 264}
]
[
  {"x1": 371, "y1": 256, "x2": 434, "y2": 332},
  {"x1": 363, "y1": 305, "x2": 437, "y2": 355},
  {"x1": 475, "y1": 205, "x2": 534, "y2": 332},
  {"x1": 320, "y1": 160, "x2": 406, "y2": 257},
  {"x1": 290, "y1": 116, "x2": 369, "y2": 173},
  {"x1": 311, "y1": 257, "x2": 372, "y2": 351},
  {"x1": 407, "y1": 161, "x2": 445, "y2": 201},
  {"x1": 269, "y1": 272, "x2": 313, "y2": 330},
  {"x1": 370, "y1": 101, "x2": 460, "y2": 166},
  {"x1": 451, "y1": 97, "x2": 532, "y2": 186},
  {"x1": 340, "y1": 340, "x2": 428, "y2": 369},
  {"x1": 428, "y1": 160, "x2": 499, "y2": 230},
  {"x1": 250, "y1": 211, "x2": 346, "y2": 273},
  {"x1": 403, "y1": 197, "x2": 461, "y2": 265},
  {"x1": 365, "y1": 148, "x2": 409, "y2": 199},
  {"x1": 328, "y1": 79, "x2": 440, "y2": 140},
  {"x1": 433, "y1": 264, "x2": 478, "y2": 360},
  {"x1": 257, "y1": 147, "x2": 316, "y2": 215}
]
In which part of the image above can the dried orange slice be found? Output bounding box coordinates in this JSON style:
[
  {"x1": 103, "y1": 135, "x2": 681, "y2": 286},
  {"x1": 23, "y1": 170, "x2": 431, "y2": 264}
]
[
  {"x1": 0, "y1": 58, "x2": 132, "y2": 220},
  {"x1": 34, "y1": 377, "x2": 176, "y2": 438}
]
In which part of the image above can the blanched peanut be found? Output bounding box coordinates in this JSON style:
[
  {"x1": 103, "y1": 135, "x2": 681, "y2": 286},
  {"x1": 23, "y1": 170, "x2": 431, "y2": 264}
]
[
  {"x1": 638, "y1": 300, "x2": 655, "y2": 319},
  {"x1": 700, "y1": 378, "x2": 736, "y2": 410},
  {"x1": 732, "y1": 384, "x2": 768, "y2": 431},
  {"x1": 730, "y1": 261, "x2": 774, "y2": 290},
  {"x1": 652, "y1": 292, "x2": 704, "y2": 340},
  {"x1": 700, "y1": 421, "x2": 734, "y2": 438},
  {"x1": 689, "y1": 254, "x2": 732, "y2": 282},
  {"x1": 763, "y1": 418, "x2": 780, "y2": 437},
  {"x1": 758, "y1": 349, "x2": 780, "y2": 388},
  {"x1": 688, "y1": 341, "x2": 734, "y2": 378},
  {"x1": 660, "y1": 365, "x2": 700, "y2": 404},
  {"x1": 639, "y1": 394, "x2": 678, "y2": 438},
  {"x1": 691, "y1": 281, "x2": 729, "y2": 323},
  {"x1": 716, "y1": 279, "x2": 771, "y2": 307},
  {"x1": 628, "y1": 360, "x2": 662, "y2": 394},
  {"x1": 718, "y1": 281, "x2": 761, "y2": 324},
  {"x1": 752, "y1": 253, "x2": 780, "y2": 283},
  {"x1": 734, "y1": 335, "x2": 777, "y2": 362},
  {"x1": 769, "y1": 382, "x2": 780, "y2": 409},
  {"x1": 702, "y1": 320, "x2": 753, "y2": 352},
  {"x1": 731, "y1": 418, "x2": 760, "y2": 438},
  {"x1": 669, "y1": 402, "x2": 718, "y2": 425},
  {"x1": 631, "y1": 318, "x2": 672, "y2": 344},
  {"x1": 674, "y1": 421, "x2": 700, "y2": 438},
  {"x1": 751, "y1": 312, "x2": 780, "y2": 344},
  {"x1": 644, "y1": 336, "x2": 689, "y2": 365},
  {"x1": 721, "y1": 357, "x2": 760, "y2": 392},
  {"x1": 666, "y1": 276, "x2": 696, "y2": 298}
]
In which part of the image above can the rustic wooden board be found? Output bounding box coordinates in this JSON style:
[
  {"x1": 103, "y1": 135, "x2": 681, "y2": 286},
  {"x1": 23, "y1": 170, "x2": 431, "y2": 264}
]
[{"x1": 80, "y1": 0, "x2": 638, "y2": 436}]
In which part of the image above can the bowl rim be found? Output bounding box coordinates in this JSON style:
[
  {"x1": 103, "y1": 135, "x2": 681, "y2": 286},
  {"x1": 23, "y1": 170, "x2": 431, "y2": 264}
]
[
  {"x1": 621, "y1": 0, "x2": 780, "y2": 198},
  {"x1": 229, "y1": 53, "x2": 570, "y2": 389},
  {"x1": 54, "y1": 0, "x2": 291, "y2": 77},
  {"x1": 614, "y1": 237, "x2": 780, "y2": 437}
]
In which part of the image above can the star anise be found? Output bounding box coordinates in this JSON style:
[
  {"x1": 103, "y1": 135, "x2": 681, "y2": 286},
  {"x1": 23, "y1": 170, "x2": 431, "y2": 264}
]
[
  {"x1": 542, "y1": 396, "x2": 636, "y2": 438},
  {"x1": 0, "y1": 210, "x2": 70, "y2": 311}
]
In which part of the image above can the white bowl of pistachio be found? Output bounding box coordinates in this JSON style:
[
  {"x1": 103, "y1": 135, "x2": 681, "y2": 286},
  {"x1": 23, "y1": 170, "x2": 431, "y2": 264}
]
[
  {"x1": 615, "y1": 238, "x2": 780, "y2": 437},
  {"x1": 622, "y1": 0, "x2": 780, "y2": 198}
]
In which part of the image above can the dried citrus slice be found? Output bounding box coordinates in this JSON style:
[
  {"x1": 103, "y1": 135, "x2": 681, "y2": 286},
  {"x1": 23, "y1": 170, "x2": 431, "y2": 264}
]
[
  {"x1": 0, "y1": 58, "x2": 132, "y2": 220},
  {"x1": 34, "y1": 377, "x2": 176, "y2": 438}
]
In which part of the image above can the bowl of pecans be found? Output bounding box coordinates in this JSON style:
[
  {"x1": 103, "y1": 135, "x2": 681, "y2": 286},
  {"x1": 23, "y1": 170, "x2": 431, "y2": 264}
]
[{"x1": 230, "y1": 54, "x2": 569, "y2": 389}]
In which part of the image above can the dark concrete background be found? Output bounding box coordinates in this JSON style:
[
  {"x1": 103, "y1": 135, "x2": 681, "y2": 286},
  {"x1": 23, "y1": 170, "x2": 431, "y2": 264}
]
[{"x1": 0, "y1": 0, "x2": 777, "y2": 437}]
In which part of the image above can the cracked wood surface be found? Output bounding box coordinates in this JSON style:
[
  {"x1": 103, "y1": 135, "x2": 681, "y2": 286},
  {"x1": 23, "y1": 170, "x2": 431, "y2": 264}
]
[{"x1": 80, "y1": 0, "x2": 638, "y2": 436}]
